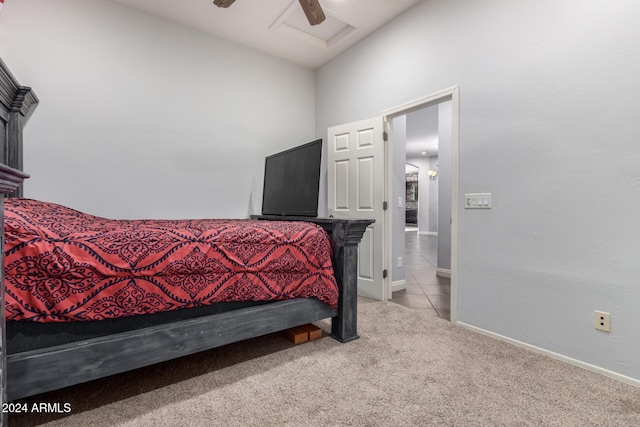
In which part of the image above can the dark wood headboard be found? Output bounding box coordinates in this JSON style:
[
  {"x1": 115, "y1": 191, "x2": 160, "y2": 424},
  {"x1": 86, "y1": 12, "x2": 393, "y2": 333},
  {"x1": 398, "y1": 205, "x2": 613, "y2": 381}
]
[
  {"x1": 0, "y1": 57, "x2": 39, "y2": 197},
  {"x1": 0, "y1": 58, "x2": 35, "y2": 425}
]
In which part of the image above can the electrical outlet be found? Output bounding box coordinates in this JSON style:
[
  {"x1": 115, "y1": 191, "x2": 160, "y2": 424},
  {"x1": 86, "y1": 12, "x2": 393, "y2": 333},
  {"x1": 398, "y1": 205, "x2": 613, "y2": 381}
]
[
  {"x1": 595, "y1": 311, "x2": 610, "y2": 332},
  {"x1": 397, "y1": 257, "x2": 403, "y2": 268}
]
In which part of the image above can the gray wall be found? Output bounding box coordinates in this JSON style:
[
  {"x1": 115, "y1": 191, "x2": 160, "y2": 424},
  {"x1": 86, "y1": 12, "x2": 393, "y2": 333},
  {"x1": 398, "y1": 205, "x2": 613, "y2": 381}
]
[
  {"x1": 316, "y1": 0, "x2": 640, "y2": 381},
  {"x1": 0, "y1": 0, "x2": 316, "y2": 219}
]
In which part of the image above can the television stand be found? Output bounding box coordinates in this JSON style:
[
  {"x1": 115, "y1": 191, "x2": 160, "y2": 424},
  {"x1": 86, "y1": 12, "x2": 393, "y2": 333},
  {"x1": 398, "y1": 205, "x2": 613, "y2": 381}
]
[{"x1": 250, "y1": 215, "x2": 373, "y2": 342}]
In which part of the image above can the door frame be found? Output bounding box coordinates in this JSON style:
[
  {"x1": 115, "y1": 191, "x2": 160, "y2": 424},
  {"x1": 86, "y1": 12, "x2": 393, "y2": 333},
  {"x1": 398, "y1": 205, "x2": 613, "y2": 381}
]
[{"x1": 381, "y1": 86, "x2": 460, "y2": 324}]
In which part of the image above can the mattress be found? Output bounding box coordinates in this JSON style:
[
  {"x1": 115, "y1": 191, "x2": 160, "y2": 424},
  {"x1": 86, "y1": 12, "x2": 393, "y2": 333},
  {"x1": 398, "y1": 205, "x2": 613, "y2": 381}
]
[{"x1": 4, "y1": 199, "x2": 338, "y2": 322}]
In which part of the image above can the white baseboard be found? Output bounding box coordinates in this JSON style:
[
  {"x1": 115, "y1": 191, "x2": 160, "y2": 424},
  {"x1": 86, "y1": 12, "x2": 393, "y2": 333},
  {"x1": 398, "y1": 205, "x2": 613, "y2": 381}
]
[
  {"x1": 436, "y1": 268, "x2": 451, "y2": 278},
  {"x1": 391, "y1": 280, "x2": 407, "y2": 293},
  {"x1": 458, "y1": 322, "x2": 640, "y2": 389},
  {"x1": 418, "y1": 231, "x2": 438, "y2": 236}
]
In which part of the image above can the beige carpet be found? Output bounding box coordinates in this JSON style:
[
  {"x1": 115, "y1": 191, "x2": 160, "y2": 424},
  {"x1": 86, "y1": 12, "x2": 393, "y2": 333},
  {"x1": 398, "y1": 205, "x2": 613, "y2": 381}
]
[{"x1": 10, "y1": 298, "x2": 640, "y2": 426}]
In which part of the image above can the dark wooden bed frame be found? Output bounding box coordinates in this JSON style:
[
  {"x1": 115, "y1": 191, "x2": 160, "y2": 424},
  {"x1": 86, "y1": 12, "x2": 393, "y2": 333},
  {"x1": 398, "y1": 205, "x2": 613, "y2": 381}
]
[{"x1": 0, "y1": 58, "x2": 373, "y2": 410}]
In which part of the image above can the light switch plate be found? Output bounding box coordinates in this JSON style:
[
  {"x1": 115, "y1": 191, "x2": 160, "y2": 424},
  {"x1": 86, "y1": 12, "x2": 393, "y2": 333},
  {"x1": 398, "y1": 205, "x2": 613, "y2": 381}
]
[{"x1": 465, "y1": 193, "x2": 492, "y2": 209}]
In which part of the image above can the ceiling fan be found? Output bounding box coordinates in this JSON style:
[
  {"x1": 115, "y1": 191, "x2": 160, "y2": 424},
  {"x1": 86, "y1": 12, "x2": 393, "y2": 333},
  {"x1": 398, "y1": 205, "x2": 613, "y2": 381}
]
[{"x1": 213, "y1": 0, "x2": 326, "y2": 26}]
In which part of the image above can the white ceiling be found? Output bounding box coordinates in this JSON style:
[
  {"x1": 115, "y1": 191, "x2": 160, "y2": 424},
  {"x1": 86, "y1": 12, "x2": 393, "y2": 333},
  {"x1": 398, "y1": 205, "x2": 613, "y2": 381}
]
[{"x1": 109, "y1": 0, "x2": 422, "y2": 69}]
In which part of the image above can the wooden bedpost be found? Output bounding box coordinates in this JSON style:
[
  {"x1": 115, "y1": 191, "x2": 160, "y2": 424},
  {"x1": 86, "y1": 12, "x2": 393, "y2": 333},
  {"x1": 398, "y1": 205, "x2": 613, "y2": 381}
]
[
  {"x1": 251, "y1": 215, "x2": 374, "y2": 342},
  {"x1": 0, "y1": 165, "x2": 29, "y2": 423},
  {"x1": 0, "y1": 58, "x2": 37, "y2": 424},
  {"x1": 327, "y1": 219, "x2": 372, "y2": 342}
]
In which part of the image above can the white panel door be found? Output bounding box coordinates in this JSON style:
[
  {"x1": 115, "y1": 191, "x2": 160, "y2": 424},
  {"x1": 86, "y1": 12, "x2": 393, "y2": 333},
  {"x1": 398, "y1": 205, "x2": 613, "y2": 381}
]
[{"x1": 327, "y1": 117, "x2": 386, "y2": 300}]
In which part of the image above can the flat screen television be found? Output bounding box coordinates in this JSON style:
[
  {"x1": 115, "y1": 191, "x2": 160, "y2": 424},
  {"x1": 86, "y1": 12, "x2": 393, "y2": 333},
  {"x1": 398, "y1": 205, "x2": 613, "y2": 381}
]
[{"x1": 261, "y1": 139, "x2": 322, "y2": 217}]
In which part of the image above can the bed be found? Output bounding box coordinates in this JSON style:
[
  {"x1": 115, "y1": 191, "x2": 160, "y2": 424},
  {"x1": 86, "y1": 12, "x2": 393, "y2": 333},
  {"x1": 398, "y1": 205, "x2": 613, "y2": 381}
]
[{"x1": 0, "y1": 58, "x2": 373, "y2": 407}]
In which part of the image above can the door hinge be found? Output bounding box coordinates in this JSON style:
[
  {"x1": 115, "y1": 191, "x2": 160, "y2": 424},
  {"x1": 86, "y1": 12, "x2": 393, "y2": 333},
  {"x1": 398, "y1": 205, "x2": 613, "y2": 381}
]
[
  {"x1": 383, "y1": 131, "x2": 388, "y2": 141},
  {"x1": 383, "y1": 201, "x2": 388, "y2": 210},
  {"x1": 383, "y1": 269, "x2": 388, "y2": 279}
]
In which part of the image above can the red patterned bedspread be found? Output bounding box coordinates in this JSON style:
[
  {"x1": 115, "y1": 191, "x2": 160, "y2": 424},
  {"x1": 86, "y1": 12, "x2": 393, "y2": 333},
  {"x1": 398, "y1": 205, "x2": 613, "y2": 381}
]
[{"x1": 4, "y1": 199, "x2": 338, "y2": 322}]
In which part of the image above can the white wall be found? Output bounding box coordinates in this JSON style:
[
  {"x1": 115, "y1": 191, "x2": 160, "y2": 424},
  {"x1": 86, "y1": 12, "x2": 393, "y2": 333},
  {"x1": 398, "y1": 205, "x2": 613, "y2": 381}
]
[
  {"x1": 0, "y1": 0, "x2": 316, "y2": 219},
  {"x1": 316, "y1": 0, "x2": 640, "y2": 381}
]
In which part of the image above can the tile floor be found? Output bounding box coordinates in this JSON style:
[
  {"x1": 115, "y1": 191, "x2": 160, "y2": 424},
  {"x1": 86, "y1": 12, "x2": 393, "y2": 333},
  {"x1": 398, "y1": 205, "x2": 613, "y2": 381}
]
[{"x1": 390, "y1": 228, "x2": 451, "y2": 320}]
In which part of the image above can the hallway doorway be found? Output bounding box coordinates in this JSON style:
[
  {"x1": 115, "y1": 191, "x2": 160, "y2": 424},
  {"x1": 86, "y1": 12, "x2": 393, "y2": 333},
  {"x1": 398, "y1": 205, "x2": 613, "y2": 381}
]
[{"x1": 382, "y1": 87, "x2": 458, "y2": 322}]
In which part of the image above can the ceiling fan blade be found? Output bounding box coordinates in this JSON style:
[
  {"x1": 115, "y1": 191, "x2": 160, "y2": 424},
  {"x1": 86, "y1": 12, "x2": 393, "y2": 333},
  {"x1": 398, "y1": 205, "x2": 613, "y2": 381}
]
[
  {"x1": 299, "y1": 0, "x2": 326, "y2": 26},
  {"x1": 213, "y1": 0, "x2": 236, "y2": 8}
]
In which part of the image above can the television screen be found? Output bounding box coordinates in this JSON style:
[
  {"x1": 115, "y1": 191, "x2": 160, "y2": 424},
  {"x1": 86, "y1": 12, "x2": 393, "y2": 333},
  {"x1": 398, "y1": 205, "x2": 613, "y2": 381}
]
[{"x1": 261, "y1": 139, "x2": 322, "y2": 217}]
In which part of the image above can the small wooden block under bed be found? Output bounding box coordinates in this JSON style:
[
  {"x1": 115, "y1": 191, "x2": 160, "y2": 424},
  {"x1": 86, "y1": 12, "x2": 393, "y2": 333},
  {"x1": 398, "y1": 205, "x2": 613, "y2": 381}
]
[{"x1": 284, "y1": 323, "x2": 323, "y2": 344}]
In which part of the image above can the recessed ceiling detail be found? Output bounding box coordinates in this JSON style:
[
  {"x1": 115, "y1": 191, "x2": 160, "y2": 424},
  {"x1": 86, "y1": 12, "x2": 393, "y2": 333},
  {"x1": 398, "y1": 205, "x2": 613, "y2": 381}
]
[
  {"x1": 109, "y1": 0, "x2": 422, "y2": 69},
  {"x1": 270, "y1": 1, "x2": 358, "y2": 51}
]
